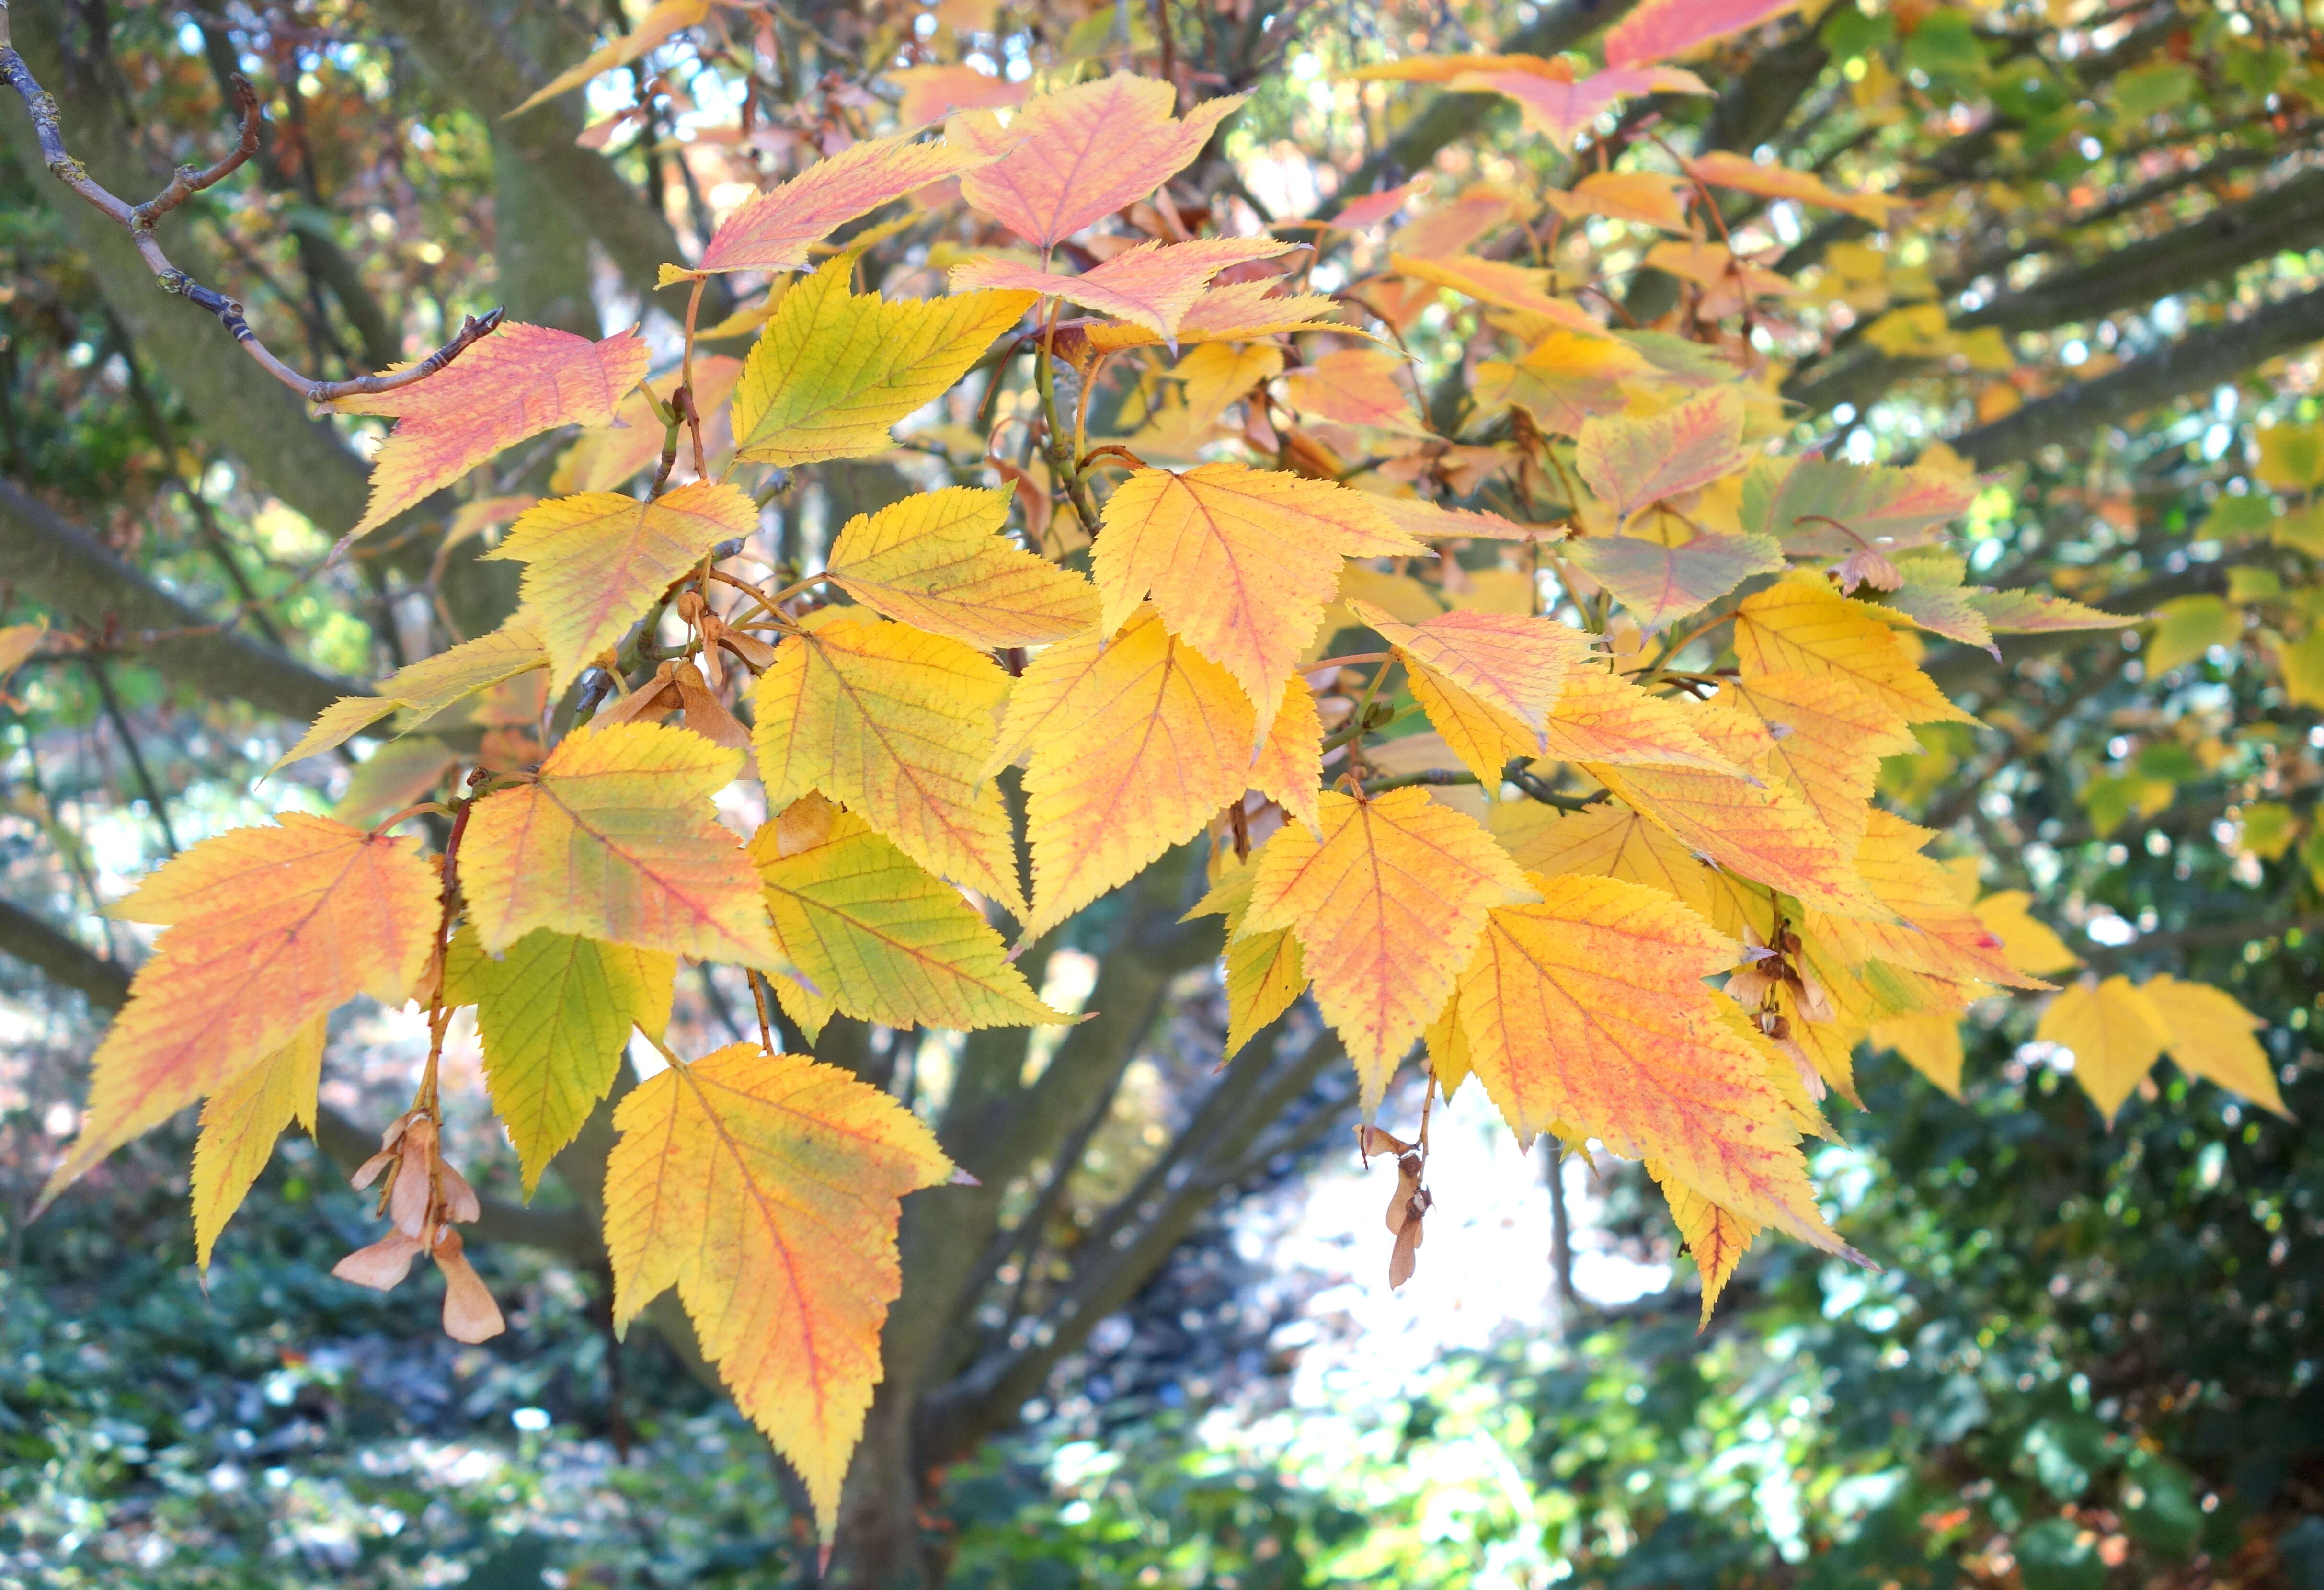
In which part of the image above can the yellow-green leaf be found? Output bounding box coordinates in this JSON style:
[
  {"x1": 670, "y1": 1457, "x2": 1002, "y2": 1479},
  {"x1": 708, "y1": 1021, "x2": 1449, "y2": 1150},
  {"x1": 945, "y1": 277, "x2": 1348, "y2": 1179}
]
[
  {"x1": 731, "y1": 257, "x2": 1035, "y2": 465},
  {"x1": 748, "y1": 794, "x2": 1066, "y2": 1034}
]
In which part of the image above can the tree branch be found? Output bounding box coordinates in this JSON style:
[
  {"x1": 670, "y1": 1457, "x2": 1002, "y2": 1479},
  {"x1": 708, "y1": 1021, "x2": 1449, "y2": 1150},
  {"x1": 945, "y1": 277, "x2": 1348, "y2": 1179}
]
[
  {"x1": 1952, "y1": 286, "x2": 2324, "y2": 469},
  {"x1": 0, "y1": 2, "x2": 499, "y2": 404},
  {"x1": 0, "y1": 478, "x2": 357, "y2": 721}
]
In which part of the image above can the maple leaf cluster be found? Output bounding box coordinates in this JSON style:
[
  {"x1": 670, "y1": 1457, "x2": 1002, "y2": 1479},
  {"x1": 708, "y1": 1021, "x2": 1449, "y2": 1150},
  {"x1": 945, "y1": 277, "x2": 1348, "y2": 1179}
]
[{"x1": 35, "y1": 5, "x2": 2296, "y2": 1548}]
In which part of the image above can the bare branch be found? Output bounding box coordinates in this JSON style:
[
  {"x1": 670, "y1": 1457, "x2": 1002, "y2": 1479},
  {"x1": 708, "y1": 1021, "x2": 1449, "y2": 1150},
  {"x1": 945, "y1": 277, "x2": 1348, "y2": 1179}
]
[
  {"x1": 0, "y1": 0, "x2": 499, "y2": 405},
  {"x1": 0, "y1": 477, "x2": 357, "y2": 720}
]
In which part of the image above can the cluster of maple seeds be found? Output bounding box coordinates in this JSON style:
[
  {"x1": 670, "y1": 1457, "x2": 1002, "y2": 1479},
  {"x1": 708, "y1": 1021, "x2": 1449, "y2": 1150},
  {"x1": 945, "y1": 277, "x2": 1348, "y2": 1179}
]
[{"x1": 336, "y1": 1111, "x2": 504, "y2": 1344}]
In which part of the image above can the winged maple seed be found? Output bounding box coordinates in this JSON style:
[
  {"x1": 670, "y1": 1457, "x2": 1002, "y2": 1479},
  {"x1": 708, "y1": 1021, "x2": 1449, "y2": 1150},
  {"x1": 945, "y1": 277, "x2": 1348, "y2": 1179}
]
[{"x1": 335, "y1": 1111, "x2": 505, "y2": 1344}]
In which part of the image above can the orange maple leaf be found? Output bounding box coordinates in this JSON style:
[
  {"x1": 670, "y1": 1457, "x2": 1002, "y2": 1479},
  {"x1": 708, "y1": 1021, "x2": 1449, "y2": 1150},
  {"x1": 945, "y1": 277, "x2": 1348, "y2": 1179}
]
[
  {"x1": 696, "y1": 133, "x2": 998, "y2": 275},
  {"x1": 952, "y1": 73, "x2": 1245, "y2": 248},
  {"x1": 1722, "y1": 670, "x2": 1918, "y2": 862},
  {"x1": 332, "y1": 323, "x2": 649, "y2": 538},
  {"x1": 951, "y1": 238, "x2": 1293, "y2": 342},
  {"x1": 488, "y1": 481, "x2": 759, "y2": 691},
  {"x1": 1240, "y1": 789, "x2": 1533, "y2": 1110},
  {"x1": 604, "y1": 1042, "x2": 954, "y2": 1539},
  {"x1": 1585, "y1": 697, "x2": 1889, "y2": 919},
  {"x1": 40, "y1": 816, "x2": 438, "y2": 1209},
  {"x1": 990, "y1": 607, "x2": 1316, "y2": 937},
  {"x1": 459, "y1": 722, "x2": 783, "y2": 965},
  {"x1": 1095, "y1": 464, "x2": 1420, "y2": 731},
  {"x1": 1458, "y1": 873, "x2": 1849, "y2": 1250},
  {"x1": 1280, "y1": 349, "x2": 1424, "y2": 432}
]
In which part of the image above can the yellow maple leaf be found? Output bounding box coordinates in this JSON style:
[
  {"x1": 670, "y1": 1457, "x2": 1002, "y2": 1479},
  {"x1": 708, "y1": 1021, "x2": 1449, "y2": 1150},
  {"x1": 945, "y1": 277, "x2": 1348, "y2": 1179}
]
[
  {"x1": 2038, "y1": 976, "x2": 2173, "y2": 1121},
  {"x1": 1870, "y1": 1011, "x2": 1966, "y2": 1098},
  {"x1": 1535, "y1": 665, "x2": 1736, "y2": 772},
  {"x1": 190, "y1": 1014, "x2": 327, "y2": 1270},
  {"x1": 1587, "y1": 699, "x2": 1889, "y2": 920},
  {"x1": 487, "y1": 481, "x2": 758, "y2": 691},
  {"x1": 443, "y1": 926, "x2": 676, "y2": 1195},
  {"x1": 1732, "y1": 579, "x2": 1974, "y2": 726},
  {"x1": 1723, "y1": 670, "x2": 1917, "y2": 861},
  {"x1": 1094, "y1": 464, "x2": 1420, "y2": 729},
  {"x1": 753, "y1": 611, "x2": 1024, "y2": 916},
  {"x1": 991, "y1": 609, "x2": 1284, "y2": 937},
  {"x1": 460, "y1": 722, "x2": 782, "y2": 965},
  {"x1": 822, "y1": 486, "x2": 1098, "y2": 648},
  {"x1": 731, "y1": 256, "x2": 1034, "y2": 465},
  {"x1": 1423, "y1": 985, "x2": 1472, "y2": 1096},
  {"x1": 275, "y1": 621, "x2": 551, "y2": 768},
  {"x1": 1186, "y1": 859, "x2": 1309, "y2": 1061},
  {"x1": 1491, "y1": 799, "x2": 1771, "y2": 941},
  {"x1": 1648, "y1": 1160, "x2": 1760, "y2": 1327},
  {"x1": 41, "y1": 816, "x2": 438, "y2": 1209},
  {"x1": 748, "y1": 794, "x2": 1065, "y2": 1038},
  {"x1": 1543, "y1": 170, "x2": 1693, "y2": 232},
  {"x1": 2141, "y1": 975, "x2": 2292, "y2": 1118},
  {"x1": 1970, "y1": 889, "x2": 2081, "y2": 977},
  {"x1": 1816, "y1": 812, "x2": 2049, "y2": 990},
  {"x1": 1173, "y1": 343, "x2": 1286, "y2": 430},
  {"x1": 1241, "y1": 788, "x2": 1533, "y2": 1110},
  {"x1": 603, "y1": 1043, "x2": 954, "y2": 1538},
  {"x1": 1458, "y1": 873, "x2": 1845, "y2": 1249}
]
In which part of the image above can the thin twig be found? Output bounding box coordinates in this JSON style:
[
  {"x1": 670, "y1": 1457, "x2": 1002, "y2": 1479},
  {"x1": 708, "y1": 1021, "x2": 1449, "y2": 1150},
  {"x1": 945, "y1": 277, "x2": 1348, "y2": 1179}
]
[{"x1": 0, "y1": 6, "x2": 499, "y2": 406}]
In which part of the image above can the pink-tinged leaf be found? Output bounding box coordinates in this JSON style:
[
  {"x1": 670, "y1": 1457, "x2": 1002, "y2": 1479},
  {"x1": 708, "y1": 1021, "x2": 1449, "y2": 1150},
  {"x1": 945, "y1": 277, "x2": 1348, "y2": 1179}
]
[
  {"x1": 1576, "y1": 387, "x2": 1749, "y2": 524},
  {"x1": 1473, "y1": 331, "x2": 1654, "y2": 435},
  {"x1": 1280, "y1": 348, "x2": 1422, "y2": 432},
  {"x1": 952, "y1": 74, "x2": 1245, "y2": 248},
  {"x1": 886, "y1": 64, "x2": 1029, "y2": 129},
  {"x1": 1967, "y1": 589, "x2": 2136, "y2": 634},
  {"x1": 1079, "y1": 279, "x2": 1345, "y2": 354},
  {"x1": 698, "y1": 134, "x2": 998, "y2": 275},
  {"x1": 1686, "y1": 150, "x2": 1902, "y2": 226},
  {"x1": 1331, "y1": 178, "x2": 1427, "y2": 229},
  {"x1": 1604, "y1": 0, "x2": 1807, "y2": 69},
  {"x1": 950, "y1": 238, "x2": 1292, "y2": 341},
  {"x1": 1567, "y1": 531, "x2": 1785, "y2": 628},
  {"x1": 1450, "y1": 64, "x2": 1711, "y2": 144},
  {"x1": 1740, "y1": 458, "x2": 1977, "y2": 556},
  {"x1": 1390, "y1": 185, "x2": 1524, "y2": 259},
  {"x1": 332, "y1": 325, "x2": 649, "y2": 538}
]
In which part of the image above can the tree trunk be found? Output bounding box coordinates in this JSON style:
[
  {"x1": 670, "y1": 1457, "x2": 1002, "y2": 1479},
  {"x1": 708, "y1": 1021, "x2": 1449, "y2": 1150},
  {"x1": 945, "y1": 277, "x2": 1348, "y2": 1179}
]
[{"x1": 824, "y1": 1380, "x2": 941, "y2": 1589}]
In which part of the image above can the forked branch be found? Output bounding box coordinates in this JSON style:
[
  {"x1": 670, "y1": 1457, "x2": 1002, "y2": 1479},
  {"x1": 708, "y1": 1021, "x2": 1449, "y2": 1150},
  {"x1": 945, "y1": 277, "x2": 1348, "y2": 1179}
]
[{"x1": 0, "y1": 0, "x2": 496, "y2": 404}]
